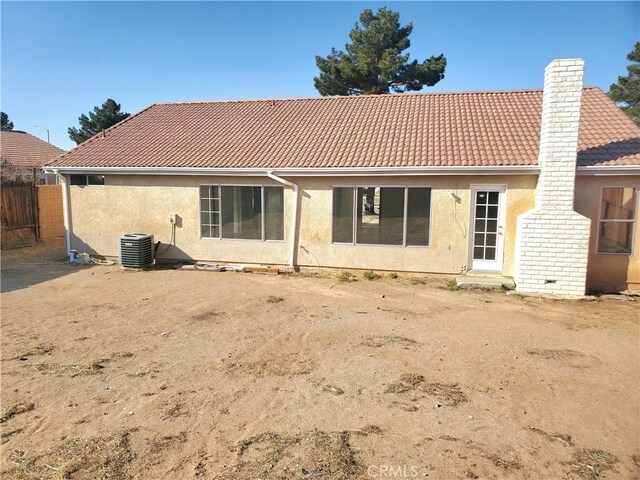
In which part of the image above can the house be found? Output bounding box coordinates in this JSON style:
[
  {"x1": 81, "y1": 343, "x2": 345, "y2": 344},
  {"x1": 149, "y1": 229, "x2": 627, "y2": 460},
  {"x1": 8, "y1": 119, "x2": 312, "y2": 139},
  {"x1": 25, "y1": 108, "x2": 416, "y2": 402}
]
[
  {"x1": 1, "y1": 130, "x2": 64, "y2": 184},
  {"x1": 44, "y1": 59, "x2": 640, "y2": 296}
]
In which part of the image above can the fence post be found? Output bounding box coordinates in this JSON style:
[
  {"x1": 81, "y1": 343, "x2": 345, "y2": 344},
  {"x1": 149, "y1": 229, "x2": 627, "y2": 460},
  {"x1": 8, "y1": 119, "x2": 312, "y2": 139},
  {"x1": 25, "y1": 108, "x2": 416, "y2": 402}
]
[{"x1": 32, "y1": 168, "x2": 40, "y2": 242}]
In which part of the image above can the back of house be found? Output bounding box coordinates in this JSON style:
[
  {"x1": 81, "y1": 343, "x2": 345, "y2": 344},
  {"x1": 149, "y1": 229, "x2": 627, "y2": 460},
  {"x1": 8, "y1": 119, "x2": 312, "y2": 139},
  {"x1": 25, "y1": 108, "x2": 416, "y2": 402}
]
[{"x1": 45, "y1": 59, "x2": 640, "y2": 295}]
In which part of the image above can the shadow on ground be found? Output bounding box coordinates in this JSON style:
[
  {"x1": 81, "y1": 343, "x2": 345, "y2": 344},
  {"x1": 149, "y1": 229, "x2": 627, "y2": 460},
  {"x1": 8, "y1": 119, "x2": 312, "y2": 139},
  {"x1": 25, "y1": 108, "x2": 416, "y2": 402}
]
[{"x1": 0, "y1": 237, "x2": 89, "y2": 293}]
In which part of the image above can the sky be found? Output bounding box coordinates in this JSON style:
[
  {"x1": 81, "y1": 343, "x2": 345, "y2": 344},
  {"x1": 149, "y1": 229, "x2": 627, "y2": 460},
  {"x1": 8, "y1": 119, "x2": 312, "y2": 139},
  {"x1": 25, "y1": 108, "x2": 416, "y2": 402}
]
[{"x1": 1, "y1": 1, "x2": 638, "y2": 150}]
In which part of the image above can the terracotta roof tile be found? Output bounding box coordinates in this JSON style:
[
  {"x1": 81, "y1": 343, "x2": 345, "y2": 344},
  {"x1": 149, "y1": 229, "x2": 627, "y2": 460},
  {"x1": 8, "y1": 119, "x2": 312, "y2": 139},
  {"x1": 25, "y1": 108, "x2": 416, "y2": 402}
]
[
  {"x1": 48, "y1": 87, "x2": 640, "y2": 169},
  {"x1": 1, "y1": 130, "x2": 64, "y2": 167}
]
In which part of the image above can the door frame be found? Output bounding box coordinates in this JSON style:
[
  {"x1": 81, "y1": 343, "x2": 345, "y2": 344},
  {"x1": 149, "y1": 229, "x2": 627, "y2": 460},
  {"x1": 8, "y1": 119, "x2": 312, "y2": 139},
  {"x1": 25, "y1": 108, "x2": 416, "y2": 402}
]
[{"x1": 467, "y1": 184, "x2": 507, "y2": 273}]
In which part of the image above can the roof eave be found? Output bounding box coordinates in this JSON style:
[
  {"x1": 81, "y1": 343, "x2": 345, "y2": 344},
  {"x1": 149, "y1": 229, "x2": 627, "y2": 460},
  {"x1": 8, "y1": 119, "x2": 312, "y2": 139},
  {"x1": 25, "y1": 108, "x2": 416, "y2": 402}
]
[
  {"x1": 576, "y1": 165, "x2": 640, "y2": 176},
  {"x1": 42, "y1": 165, "x2": 543, "y2": 176}
]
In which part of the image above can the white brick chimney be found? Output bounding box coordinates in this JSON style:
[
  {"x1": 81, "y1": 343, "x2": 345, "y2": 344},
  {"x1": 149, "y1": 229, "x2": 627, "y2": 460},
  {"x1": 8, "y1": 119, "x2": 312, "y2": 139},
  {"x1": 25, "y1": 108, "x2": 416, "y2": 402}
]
[{"x1": 515, "y1": 59, "x2": 591, "y2": 296}]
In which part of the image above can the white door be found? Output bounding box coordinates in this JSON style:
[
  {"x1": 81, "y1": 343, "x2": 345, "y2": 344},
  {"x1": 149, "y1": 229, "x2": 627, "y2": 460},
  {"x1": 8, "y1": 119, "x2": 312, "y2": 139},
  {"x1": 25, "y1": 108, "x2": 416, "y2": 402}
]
[{"x1": 469, "y1": 186, "x2": 506, "y2": 272}]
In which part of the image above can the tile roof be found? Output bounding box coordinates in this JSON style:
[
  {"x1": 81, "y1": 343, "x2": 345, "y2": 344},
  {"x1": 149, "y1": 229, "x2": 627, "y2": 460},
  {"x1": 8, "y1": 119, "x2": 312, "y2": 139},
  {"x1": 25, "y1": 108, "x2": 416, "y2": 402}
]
[
  {"x1": 1, "y1": 130, "x2": 65, "y2": 168},
  {"x1": 48, "y1": 87, "x2": 640, "y2": 170}
]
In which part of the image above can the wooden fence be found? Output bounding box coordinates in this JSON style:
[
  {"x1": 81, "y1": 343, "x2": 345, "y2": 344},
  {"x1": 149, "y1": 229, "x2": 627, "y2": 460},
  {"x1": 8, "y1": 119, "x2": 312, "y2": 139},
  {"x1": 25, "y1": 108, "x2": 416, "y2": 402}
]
[{"x1": 1, "y1": 185, "x2": 39, "y2": 248}]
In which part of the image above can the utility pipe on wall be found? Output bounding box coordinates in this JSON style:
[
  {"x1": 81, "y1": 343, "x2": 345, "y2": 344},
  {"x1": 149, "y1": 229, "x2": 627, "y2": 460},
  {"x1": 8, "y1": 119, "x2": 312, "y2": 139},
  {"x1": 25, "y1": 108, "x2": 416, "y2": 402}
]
[
  {"x1": 266, "y1": 171, "x2": 299, "y2": 270},
  {"x1": 57, "y1": 171, "x2": 73, "y2": 260}
]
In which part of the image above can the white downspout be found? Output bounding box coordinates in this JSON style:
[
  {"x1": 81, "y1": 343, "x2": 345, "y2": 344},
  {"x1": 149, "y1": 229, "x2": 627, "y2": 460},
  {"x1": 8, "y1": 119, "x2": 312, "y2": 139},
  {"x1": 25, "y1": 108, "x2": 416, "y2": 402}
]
[
  {"x1": 58, "y1": 171, "x2": 73, "y2": 260},
  {"x1": 266, "y1": 171, "x2": 299, "y2": 270}
]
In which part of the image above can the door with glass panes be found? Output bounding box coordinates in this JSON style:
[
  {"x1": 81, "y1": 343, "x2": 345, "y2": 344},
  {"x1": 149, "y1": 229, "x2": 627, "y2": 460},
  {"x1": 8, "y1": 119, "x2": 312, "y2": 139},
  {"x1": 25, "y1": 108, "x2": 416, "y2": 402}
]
[{"x1": 469, "y1": 186, "x2": 506, "y2": 272}]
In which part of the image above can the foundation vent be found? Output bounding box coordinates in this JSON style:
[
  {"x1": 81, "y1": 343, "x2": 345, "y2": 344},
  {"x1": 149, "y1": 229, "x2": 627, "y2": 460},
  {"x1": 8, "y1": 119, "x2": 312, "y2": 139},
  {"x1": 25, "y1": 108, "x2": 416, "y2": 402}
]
[{"x1": 119, "y1": 233, "x2": 154, "y2": 268}]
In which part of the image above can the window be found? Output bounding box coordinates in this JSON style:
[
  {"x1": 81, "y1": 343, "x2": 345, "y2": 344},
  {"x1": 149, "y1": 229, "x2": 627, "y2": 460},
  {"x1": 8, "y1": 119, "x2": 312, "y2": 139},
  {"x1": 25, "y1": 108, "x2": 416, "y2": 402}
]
[
  {"x1": 200, "y1": 185, "x2": 220, "y2": 238},
  {"x1": 199, "y1": 185, "x2": 284, "y2": 241},
  {"x1": 264, "y1": 187, "x2": 284, "y2": 241},
  {"x1": 69, "y1": 174, "x2": 105, "y2": 186},
  {"x1": 221, "y1": 186, "x2": 262, "y2": 240},
  {"x1": 332, "y1": 187, "x2": 354, "y2": 243},
  {"x1": 598, "y1": 187, "x2": 637, "y2": 254},
  {"x1": 332, "y1": 186, "x2": 431, "y2": 246}
]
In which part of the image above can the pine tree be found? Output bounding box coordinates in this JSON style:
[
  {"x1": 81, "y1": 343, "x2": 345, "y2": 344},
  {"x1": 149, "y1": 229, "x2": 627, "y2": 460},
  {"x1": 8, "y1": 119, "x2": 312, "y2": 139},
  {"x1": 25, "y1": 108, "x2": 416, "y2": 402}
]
[
  {"x1": 68, "y1": 99, "x2": 130, "y2": 144},
  {"x1": 1, "y1": 112, "x2": 14, "y2": 130},
  {"x1": 314, "y1": 7, "x2": 446, "y2": 96},
  {"x1": 609, "y1": 42, "x2": 640, "y2": 126}
]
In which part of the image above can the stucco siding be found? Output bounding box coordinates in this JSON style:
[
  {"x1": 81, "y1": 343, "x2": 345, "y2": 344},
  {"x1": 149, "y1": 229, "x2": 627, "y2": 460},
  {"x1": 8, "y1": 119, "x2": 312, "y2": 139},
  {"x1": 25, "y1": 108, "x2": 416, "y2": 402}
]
[
  {"x1": 68, "y1": 175, "x2": 293, "y2": 265},
  {"x1": 574, "y1": 176, "x2": 640, "y2": 291},
  {"x1": 67, "y1": 174, "x2": 537, "y2": 276},
  {"x1": 295, "y1": 175, "x2": 536, "y2": 275}
]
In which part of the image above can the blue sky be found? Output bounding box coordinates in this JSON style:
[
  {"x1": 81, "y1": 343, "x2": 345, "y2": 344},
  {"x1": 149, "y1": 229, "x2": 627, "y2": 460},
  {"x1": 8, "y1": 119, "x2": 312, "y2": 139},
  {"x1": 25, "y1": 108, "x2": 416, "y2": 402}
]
[{"x1": 1, "y1": 1, "x2": 638, "y2": 150}]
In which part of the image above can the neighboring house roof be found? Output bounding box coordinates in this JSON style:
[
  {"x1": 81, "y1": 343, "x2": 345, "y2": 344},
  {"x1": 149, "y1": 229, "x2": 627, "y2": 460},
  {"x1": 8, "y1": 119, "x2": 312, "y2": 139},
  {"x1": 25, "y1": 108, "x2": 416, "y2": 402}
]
[
  {"x1": 1, "y1": 130, "x2": 65, "y2": 168},
  {"x1": 47, "y1": 87, "x2": 640, "y2": 170}
]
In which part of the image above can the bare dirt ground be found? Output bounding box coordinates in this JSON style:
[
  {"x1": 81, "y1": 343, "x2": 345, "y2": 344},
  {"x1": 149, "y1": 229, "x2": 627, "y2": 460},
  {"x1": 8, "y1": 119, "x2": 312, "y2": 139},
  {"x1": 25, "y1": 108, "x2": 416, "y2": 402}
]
[{"x1": 1, "y1": 240, "x2": 639, "y2": 479}]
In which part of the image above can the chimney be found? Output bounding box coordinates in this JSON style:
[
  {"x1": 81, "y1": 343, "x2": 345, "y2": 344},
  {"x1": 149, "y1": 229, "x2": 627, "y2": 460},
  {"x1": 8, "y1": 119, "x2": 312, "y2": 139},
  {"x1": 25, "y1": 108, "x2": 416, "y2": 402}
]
[
  {"x1": 536, "y1": 59, "x2": 585, "y2": 210},
  {"x1": 514, "y1": 58, "x2": 591, "y2": 297}
]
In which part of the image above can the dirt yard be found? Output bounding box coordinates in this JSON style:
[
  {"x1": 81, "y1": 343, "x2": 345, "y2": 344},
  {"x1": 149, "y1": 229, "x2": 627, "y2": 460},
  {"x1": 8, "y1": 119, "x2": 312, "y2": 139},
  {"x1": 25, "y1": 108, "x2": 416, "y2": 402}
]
[{"x1": 1, "y1": 241, "x2": 639, "y2": 479}]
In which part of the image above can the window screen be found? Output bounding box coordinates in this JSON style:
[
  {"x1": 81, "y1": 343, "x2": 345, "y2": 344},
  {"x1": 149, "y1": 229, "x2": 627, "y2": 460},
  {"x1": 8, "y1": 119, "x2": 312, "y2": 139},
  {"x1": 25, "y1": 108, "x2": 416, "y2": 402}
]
[
  {"x1": 333, "y1": 186, "x2": 431, "y2": 247},
  {"x1": 221, "y1": 186, "x2": 262, "y2": 240},
  {"x1": 265, "y1": 186, "x2": 284, "y2": 241},
  {"x1": 332, "y1": 187, "x2": 354, "y2": 243},
  {"x1": 406, "y1": 188, "x2": 431, "y2": 246},
  {"x1": 356, "y1": 187, "x2": 404, "y2": 245}
]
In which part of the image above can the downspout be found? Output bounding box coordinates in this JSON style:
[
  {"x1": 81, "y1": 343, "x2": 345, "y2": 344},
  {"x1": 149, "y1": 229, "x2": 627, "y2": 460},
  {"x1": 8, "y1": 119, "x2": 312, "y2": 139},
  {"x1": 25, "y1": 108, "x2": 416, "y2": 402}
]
[
  {"x1": 266, "y1": 171, "x2": 299, "y2": 270},
  {"x1": 58, "y1": 171, "x2": 73, "y2": 260}
]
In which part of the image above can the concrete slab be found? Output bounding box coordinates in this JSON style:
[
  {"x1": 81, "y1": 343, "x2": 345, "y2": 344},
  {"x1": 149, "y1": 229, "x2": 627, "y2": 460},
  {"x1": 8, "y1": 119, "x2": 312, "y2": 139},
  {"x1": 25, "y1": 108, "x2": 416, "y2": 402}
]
[{"x1": 456, "y1": 275, "x2": 515, "y2": 289}]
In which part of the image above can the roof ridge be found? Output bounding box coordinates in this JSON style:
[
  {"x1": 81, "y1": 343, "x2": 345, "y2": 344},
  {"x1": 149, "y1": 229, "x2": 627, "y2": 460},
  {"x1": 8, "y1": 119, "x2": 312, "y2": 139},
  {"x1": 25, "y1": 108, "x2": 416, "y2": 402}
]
[{"x1": 152, "y1": 86, "x2": 603, "y2": 106}]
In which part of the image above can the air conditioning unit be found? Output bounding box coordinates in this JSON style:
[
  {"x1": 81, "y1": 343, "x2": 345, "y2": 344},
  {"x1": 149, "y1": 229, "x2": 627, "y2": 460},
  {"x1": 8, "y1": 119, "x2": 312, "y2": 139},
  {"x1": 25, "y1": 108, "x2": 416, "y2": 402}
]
[{"x1": 119, "y1": 233, "x2": 154, "y2": 268}]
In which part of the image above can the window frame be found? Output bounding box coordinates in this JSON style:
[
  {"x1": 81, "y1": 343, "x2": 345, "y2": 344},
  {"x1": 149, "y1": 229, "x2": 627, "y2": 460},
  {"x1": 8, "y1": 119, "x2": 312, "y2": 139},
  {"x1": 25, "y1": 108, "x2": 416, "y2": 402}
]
[
  {"x1": 198, "y1": 183, "x2": 285, "y2": 243},
  {"x1": 69, "y1": 174, "x2": 105, "y2": 187},
  {"x1": 330, "y1": 185, "x2": 432, "y2": 248},
  {"x1": 596, "y1": 186, "x2": 638, "y2": 256}
]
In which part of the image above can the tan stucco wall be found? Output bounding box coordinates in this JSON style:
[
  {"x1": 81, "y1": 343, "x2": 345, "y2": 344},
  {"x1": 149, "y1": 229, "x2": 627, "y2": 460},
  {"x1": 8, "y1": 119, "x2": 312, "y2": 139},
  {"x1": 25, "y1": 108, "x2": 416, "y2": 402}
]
[
  {"x1": 296, "y1": 176, "x2": 536, "y2": 275},
  {"x1": 67, "y1": 174, "x2": 536, "y2": 276},
  {"x1": 68, "y1": 175, "x2": 293, "y2": 265},
  {"x1": 574, "y1": 176, "x2": 640, "y2": 291}
]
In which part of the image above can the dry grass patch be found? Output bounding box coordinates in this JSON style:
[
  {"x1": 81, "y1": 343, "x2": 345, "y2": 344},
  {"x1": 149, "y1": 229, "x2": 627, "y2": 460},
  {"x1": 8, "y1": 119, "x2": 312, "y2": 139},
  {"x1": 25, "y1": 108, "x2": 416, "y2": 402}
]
[
  {"x1": 566, "y1": 449, "x2": 618, "y2": 480},
  {"x1": 419, "y1": 382, "x2": 468, "y2": 406},
  {"x1": 2, "y1": 432, "x2": 133, "y2": 480},
  {"x1": 0, "y1": 402, "x2": 34, "y2": 424},
  {"x1": 226, "y1": 352, "x2": 315, "y2": 377},
  {"x1": 221, "y1": 430, "x2": 362, "y2": 480},
  {"x1": 384, "y1": 373, "x2": 426, "y2": 393},
  {"x1": 163, "y1": 403, "x2": 188, "y2": 419},
  {"x1": 527, "y1": 349, "x2": 588, "y2": 360},
  {"x1": 323, "y1": 385, "x2": 344, "y2": 395},
  {"x1": 25, "y1": 358, "x2": 108, "y2": 377},
  {"x1": 362, "y1": 271, "x2": 381, "y2": 281},
  {"x1": 362, "y1": 335, "x2": 419, "y2": 348},
  {"x1": 191, "y1": 310, "x2": 225, "y2": 321},
  {"x1": 384, "y1": 373, "x2": 468, "y2": 406},
  {"x1": 266, "y1": 296, "x2": 284, "y2": 304},
  {"x1": 389, "y1": 401, "x2": 419, "y2": 412},
  {"x1": 10, "y1": 343, "x2": 54, "y2": 360},
  {"x1": 337, "y1": 271, "x2": 357, "y2": 282},
  {"x1": 529, "y1": 426, "x2": 574, "y2": 446},
  {"x1": 487, "y1": 454, "x2": 523, "y2": 471},
  {"x1": 1, "y1": 428, "x2": 23, "y2": 442}
]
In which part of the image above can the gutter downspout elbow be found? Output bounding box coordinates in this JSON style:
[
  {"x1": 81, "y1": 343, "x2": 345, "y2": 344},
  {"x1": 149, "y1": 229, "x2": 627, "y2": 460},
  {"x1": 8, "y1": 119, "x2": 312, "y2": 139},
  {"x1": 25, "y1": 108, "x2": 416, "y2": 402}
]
[{"x1": 266, "y1": 171, "x2": 299, "y2": 270}]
